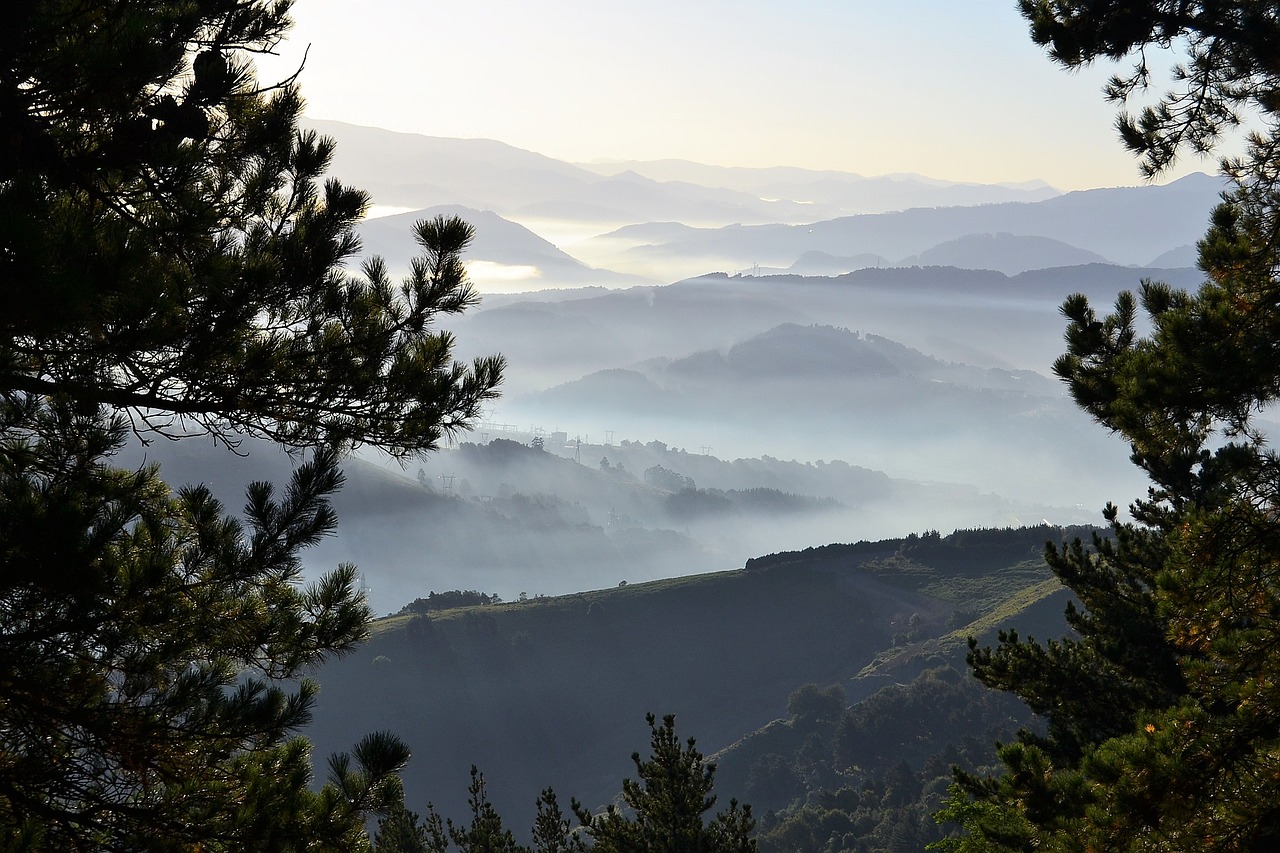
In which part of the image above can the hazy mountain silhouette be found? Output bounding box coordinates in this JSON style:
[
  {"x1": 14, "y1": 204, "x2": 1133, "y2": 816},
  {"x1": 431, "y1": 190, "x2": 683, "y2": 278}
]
[
  {"x1": 1147, "y1": 244, "x2": 1200, "y2": 267},
  {"x1": 309, "y1": 119, "x2": 1065, "y2": 226},
  {"x1": 897, "y1": 232, "x2": 1110, "y2": 275},
  {"x1": 786, "y1": 250, "x2": 888, "y2": 275},
  {"x1": 305, "y1": 119, "x2": 821, "y2": 225},
  {"x1": 575, "y1": 159, "x2": 1061, "y2": 213},
  {"x1": 503, "y1": 320, "x2": 1139, "y2": 508},
  {"x1": 357, "y1": 204, "x2": 651, "y2": 289},
  {"x1": 309, "y1": 119, "x2": 1222, "y2": 288},
  {"x1": 619, "y1": 173, "x2": 1225, "y2": 270},
  {"x1": 442, "y1": 264, "x2": 1203, "y2": 394}
]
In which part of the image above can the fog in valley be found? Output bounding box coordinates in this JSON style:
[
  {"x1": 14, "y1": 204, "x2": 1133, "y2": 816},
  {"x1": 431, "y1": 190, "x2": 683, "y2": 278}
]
[{"x1": 116, "y1": 122, "x2": 1226, "y2": 616}]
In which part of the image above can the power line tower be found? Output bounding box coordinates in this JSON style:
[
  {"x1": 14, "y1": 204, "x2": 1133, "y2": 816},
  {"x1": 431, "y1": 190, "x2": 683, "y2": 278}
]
[{"x1": 440, "y1": 473, "x2": 456, "y2": 495}]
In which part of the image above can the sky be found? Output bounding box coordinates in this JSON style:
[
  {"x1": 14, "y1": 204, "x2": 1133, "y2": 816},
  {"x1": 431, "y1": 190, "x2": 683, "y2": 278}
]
[{"x1": 258, "y1": 1, "x2": 1219, "y2": 191}]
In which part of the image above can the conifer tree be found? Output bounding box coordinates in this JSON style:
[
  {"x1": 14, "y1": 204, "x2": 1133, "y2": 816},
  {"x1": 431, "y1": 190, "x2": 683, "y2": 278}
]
[
  {"x1": 573, "y1": 714, "x2": 758, "y2": 853},
  {"x1": 382, "y1": 716, "x2": 756, "y2": 853},
  {"x1": 939, "y1": 3, "x2": 1280, "y2": 851},
  {"x1": 0, "y1": 0, "x2": 502, "y2": 454},
  {"x1": 531, "y1": 788, "x2": 586, "y2": 853},
  {"x1": 444, "y1": 767, "x2": 529, "y2": 853},
  {"x1": 1, "y1": 0, "x2": 501, "y2": 848}
]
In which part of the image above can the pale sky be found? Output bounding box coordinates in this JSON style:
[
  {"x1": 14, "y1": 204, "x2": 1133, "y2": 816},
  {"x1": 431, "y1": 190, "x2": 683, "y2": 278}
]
[{"x1": 258, "y1": 0, "x2": 1219, "y2": 191}]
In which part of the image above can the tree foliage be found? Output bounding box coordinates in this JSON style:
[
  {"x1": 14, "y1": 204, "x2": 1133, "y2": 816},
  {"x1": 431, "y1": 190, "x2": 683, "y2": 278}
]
[
  {"x1": 1, "y1": 0, "x2": 501, "y2": 848},
  {"x1": 573, "y1": 713, "x2": 758, "y2": 853},
  {"x1": 942, "y1": 4, "x2": 1280, "y2": 851},
  {"x1": 1019, "y1": 0, "x2": 1280, "y2": 180},
  {"x1": 0, "y1": 0, "x2": 502, "y2": 456},
  {"x1": 377, "y1": 715, "x2": 757, "y2": 853},
  {"x1": 786, "y1": 684, "x2": 846, "y2": 724}
]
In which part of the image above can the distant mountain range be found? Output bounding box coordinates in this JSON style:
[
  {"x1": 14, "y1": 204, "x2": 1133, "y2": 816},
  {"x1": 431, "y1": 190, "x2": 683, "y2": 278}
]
[
  {"x1": 575, "y1": 158, "x2": 1062, "y2": 214},
  {"x1": 308, "y1": 119, "x2": 1224, "y2": 287},
  {"x1": 305, "y1": 119, "x2": 1065, "y2": 226},
  {"x1": 610, "y1": 172, "x2": 1225, "y2": 273},
  {"x1": 356, "y1": 198, "x2": 1215, "y2": 289}
]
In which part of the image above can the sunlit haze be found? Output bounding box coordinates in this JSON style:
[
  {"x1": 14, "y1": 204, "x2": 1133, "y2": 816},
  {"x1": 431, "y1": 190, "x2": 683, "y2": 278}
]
[{"x1": 260, "y1": 0, "x2": 1218, "y2": 191}]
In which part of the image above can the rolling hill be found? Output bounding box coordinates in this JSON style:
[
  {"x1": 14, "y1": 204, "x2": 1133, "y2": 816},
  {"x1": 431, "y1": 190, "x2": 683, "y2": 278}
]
[{"x1": 302, "y1": 526, "x2": 1082, "y2": 837}]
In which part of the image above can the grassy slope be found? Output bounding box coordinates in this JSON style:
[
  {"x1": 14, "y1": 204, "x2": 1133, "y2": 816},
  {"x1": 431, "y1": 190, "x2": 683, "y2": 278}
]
[{"x1": 305, "y1": 526, "x2": 1081, "y2": 828}]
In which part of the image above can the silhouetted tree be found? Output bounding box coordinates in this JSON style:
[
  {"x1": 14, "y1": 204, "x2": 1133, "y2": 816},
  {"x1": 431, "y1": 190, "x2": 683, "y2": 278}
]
[
  {"x1": 443, "y1": 767, "x2": 526, "y2": 853},
  {"x1": 531, "y1": 789, "x2": 586, "y2": 853},
  {"x1": 940, "y1": 4, "x2": 1280, "y2": 851},
  {"x1": 574, "y1": 714, "x2": 758, "y2": 853},
  {"x1": 1, "y1": 0, "x2": 499, "y2": 847}
]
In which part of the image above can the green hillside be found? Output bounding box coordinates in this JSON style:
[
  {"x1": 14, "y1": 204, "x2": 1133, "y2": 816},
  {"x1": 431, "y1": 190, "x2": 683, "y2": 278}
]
[{"x1": 304, "y1": 526, "x2": 1085, "y2": 836}]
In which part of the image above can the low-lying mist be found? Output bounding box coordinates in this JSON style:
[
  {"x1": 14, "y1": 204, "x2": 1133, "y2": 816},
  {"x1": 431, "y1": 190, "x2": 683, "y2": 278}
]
[
  {"x1": 112, "y1": 263, "x2": 1175, "y2": 615},
  {"x1": 116, "y1": 428, "x2": 1102, "y2": 617}
]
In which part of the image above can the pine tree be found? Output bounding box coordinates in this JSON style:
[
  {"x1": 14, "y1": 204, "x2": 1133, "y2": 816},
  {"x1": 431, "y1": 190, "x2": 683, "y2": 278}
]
[
  {"x1": 530, "y1": 788, "x2": 586, "y2": 853},
  {"x1": 0, "y1": 0, "x2": 502, "y2": 454},
  {"x1": 939, "y1": 3, "x2": 1280, "y2": 852},
  {"x1": 1, "y1": 0, "x2": 500, "y2": 848},
  {"x1": 374, "y1": 800, "x2": 435, "y2": 853},
  {"x1": 574, "y1": 714, "x2": 759, "y2": 853},
  {"x1": 378, "y1": 717, "x2": 755, "y2": 853},
  {"x1": 444, "y1": 767, "x2": 529, "y2": 853}
]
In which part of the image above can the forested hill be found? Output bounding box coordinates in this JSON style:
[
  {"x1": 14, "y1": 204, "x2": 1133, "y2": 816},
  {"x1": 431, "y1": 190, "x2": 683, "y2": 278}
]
[{"x1": 304, "y1": 525, "x2": 1088, "y2": 840}]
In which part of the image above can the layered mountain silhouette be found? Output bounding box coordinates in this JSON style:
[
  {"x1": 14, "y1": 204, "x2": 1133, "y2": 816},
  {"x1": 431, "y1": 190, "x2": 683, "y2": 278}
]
[
  {"x1": 356, "y1": 205, "x2": 649, "y2": 289},
  {"x1": 309, "y1": 119, "x2": 1222, "y2": 289},
  {"x1": 307, "y1": 119, "x2": 1063, "y2": 225},
  {"x1": 896, "y1": 232, "x2": 1109, "y2": 275},
  {"x1": 613, "y1": 172, "x2": 1224, "y2": 271}
]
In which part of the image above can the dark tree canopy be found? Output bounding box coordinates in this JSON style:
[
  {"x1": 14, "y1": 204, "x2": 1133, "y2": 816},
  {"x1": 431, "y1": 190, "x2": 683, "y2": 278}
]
[
  {"x1": 938, "y1": 5, "x2": 1280, "y2": 852},
  {"x1": 1, "y1": 1, "x2": 501, "y2": 849},
  {"x1": 573, "y1": 714, "x2": 758, "y2": 853},
  {"x1": 372, "y1": 716, "x2": 756, "y2": 853},
  {"x1": 0, "y1": 0, "x2": 503, "y2": 457},
  {"x1": 1019, "y1": 0, "x2": 1280, "y2": 180}
]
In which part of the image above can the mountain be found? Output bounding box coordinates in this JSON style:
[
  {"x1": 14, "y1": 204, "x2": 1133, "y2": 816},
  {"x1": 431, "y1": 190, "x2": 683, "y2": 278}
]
[
  {"x1": 305, "y1": 119, "x2": 823, "y2": 225},
  {"x1": 307, "y1": 120, "x2": 1219, "y2": 288},
  {"x1": 502, "y1": 317, "x2": 1142, "y2": 507},
  {"x1": 356, "y1": 205, "x2": 651, "y2": 289},
  {"x1": 1147, "y1": 243, "x2": 1200, "y2": 267},
  {"x1": 310, "y1": 119, "x2": 1066, "y2": 227},
  {"x1": 897, "y1": 232, "x2": 1110, "y2": 275},
  {"x1": 1008, "y1": 262, "x2": 1204, "y2": 302},
  {"x1": 575, "y1": 159, "x2": 1062, "y2": 213},
  {"x1": 434, "y1": 265, "x2": 1212, "y2": 507},
  {"x1": 786, "y1": 250, "x2": 888, "y2": 276},
  {"x1": 613, "y1": 173, "x2": 1226, "y2": 271},
  {"x1": 303, "y1": 527, "x2": 1079, "y2": 837}
]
